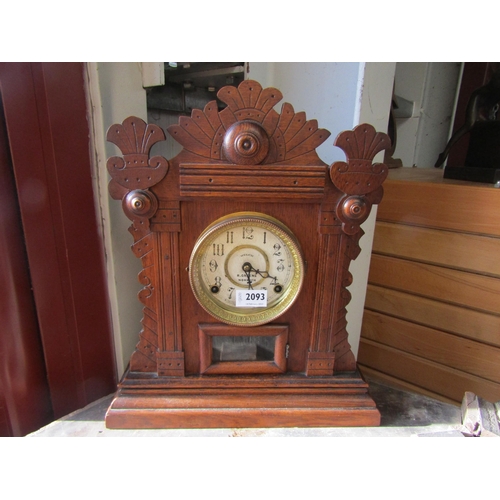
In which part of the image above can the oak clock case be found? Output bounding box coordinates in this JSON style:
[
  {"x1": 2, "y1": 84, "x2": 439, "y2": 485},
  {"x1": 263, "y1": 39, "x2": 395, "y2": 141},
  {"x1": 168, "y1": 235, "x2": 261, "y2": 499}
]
[{"x1": 105, "y1": 79, "x2": 391, "y2": 429}]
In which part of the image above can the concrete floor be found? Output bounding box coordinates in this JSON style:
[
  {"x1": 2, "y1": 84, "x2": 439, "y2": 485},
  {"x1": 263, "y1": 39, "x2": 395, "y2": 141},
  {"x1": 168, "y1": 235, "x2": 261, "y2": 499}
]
[{"x1": 27, "y1": 376, "x2": 466, "y2": 437}]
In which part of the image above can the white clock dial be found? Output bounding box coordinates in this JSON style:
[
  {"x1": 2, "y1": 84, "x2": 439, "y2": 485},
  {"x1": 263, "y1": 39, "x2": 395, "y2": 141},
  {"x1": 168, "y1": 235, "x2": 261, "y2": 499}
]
[{"x1": 189, "y1": 212, "x2": 304, "y2": 326}]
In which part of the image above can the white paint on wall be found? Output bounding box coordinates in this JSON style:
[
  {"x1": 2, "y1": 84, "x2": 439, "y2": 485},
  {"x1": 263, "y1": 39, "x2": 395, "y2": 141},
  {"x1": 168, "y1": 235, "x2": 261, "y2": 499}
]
[
  {"x1": 86, "y1": 62, "x2": 149, "y2": 376},
  {"x1": 248, "y1": 62, "x2": 363, "y2": 164}
]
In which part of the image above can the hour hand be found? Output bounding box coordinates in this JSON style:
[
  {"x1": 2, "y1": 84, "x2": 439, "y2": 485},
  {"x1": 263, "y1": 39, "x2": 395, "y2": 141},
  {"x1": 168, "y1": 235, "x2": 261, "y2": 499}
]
[{"x1": 242, "y1": 262, "x2": 253, "y2": 289}]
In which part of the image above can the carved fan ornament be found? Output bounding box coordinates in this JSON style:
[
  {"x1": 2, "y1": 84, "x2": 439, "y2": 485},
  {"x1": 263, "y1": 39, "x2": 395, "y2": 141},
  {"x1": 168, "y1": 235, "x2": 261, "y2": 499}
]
[
  {"x1": 332, "y1": 125, "x2": 390, "y2": 195},
  {"x1": 107, "y1": 117, "x2": 169, "y2": 192},
  {"x1": 104, "y1": 79, "x2": 391, "y2": 429},
  {"x1": 167, "y1": 80, "x2": 330, "y2": 165}
]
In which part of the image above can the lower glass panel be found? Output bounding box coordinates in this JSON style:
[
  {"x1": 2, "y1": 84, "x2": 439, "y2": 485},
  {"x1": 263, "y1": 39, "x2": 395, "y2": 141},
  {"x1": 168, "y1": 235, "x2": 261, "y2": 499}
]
[
  {"x1": 212, "y1": 335, "x2": 275, "y2": 362},
  {"x1": 198, "y1": 324, "x2": 288, "y2": 374}
]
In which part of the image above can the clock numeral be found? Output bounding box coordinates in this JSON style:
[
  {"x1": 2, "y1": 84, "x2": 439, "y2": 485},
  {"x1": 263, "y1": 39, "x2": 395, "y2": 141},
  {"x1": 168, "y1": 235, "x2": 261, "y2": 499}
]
[
  {"x1": 228, "y1": 287, "x2": 235, "y2": 299},
  {"x1": 209, "y1": 259, "x2": 218, "y2": 272},
  {"x1": 276, "y1": 259, "x2": 285, "y2": 272},
  {"x1": 226, "y1": 231, "x2": 233, "y2": 244},
  {"x1": 273, "y1": 243, "x2": 282, "y2": 256},
  {"x1": 243, "y1": 227, "x2": 254, "y2": 240},
  {"x1": 213, "y1": 244, "x2": 224, "y2": 256},
  {"x1": 263, "y1": 231, "x2": 267, "y2": 244}
]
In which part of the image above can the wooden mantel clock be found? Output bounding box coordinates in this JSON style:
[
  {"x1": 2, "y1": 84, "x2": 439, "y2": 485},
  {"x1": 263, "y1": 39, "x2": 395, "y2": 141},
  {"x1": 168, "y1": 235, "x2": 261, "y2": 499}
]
[{"x1": 105, "y1": 80, "x2": 390, "y2": 428}]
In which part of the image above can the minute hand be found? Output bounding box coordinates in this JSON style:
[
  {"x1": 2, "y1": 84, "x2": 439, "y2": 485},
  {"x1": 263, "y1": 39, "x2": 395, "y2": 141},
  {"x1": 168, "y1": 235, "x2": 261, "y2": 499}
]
[{"x1": 250, "y1": 266, "x2": 279, "y2": 285}]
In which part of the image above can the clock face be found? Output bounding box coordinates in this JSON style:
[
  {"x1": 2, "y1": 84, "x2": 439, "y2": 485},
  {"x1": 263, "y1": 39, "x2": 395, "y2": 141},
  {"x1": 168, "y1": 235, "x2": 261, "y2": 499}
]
[{"x1": 189, "y1": 212, "x2": 305, "y2": 326}]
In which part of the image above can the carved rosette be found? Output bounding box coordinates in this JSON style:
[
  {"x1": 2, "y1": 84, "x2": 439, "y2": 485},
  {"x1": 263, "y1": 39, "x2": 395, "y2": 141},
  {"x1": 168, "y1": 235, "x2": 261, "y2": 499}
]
[{"x1": 167, "y1": 80, "x2": 331, "y2": 164}]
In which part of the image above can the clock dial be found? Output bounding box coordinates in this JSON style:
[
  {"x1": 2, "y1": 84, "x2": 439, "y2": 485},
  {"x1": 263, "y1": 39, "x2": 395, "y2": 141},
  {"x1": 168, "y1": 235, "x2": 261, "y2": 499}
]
[{"x1": 189, "y1": 212, "x2": 304, "y2": 326}]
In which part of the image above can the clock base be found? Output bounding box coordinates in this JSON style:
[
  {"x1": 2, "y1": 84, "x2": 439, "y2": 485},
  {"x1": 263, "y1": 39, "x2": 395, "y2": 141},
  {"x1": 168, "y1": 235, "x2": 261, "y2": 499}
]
[{"x1": 105, "y1": 371, "x2": 381, "y2": 429}]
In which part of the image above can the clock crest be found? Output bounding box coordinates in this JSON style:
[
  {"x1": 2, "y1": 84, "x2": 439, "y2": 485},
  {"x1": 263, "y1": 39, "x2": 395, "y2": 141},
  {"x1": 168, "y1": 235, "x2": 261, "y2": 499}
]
[{"x1": 105, "y1": 79, "x2": 391, "y2": 428}]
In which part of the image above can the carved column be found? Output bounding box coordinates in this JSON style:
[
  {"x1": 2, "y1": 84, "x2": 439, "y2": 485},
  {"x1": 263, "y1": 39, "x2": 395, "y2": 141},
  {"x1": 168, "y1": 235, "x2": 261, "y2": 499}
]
[
  {"x1": 306, "y1": 124, "x2": 390, "y2": 375},
  {"x1": 106, "y1": 117, "x2": 185, "y2": 375}
]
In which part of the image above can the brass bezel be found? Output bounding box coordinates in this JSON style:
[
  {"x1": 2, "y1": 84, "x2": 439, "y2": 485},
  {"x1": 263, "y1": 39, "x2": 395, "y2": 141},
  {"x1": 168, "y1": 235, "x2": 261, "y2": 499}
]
[{"x1": 189, "y1": 212, "x2": 305, "y2": 326}]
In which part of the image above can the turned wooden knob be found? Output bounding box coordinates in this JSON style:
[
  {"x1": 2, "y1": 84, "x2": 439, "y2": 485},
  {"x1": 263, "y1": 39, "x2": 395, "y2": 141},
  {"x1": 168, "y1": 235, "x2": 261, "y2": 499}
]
[
  {"x1": 222, "y1": 121, "x2": 270, "y2": 165},
  {"x1": 341, "y1": 196, "x2": 368, "y2": 221},
  {"x1": 123, "y1": 189, "x2": 158, "y2": 219}
]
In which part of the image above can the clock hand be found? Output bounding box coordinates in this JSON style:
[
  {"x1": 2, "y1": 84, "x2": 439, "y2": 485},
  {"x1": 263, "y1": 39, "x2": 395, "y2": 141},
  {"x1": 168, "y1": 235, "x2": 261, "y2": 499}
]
[
  {"x1": 242, "y1": 262, "x2": 254, "y2": 290},
  {"x1": 254, "y1": 268, "x2": 278, "y2": 283},
  {"x1": 243, "y1": 263, "x2": 281, "y2": 288}
]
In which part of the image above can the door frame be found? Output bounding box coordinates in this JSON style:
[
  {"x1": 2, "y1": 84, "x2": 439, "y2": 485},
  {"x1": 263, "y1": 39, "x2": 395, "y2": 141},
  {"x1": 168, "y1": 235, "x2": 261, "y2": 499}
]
[{"x1": 0, "y1": 62, "x2": 117, "y2": 422}]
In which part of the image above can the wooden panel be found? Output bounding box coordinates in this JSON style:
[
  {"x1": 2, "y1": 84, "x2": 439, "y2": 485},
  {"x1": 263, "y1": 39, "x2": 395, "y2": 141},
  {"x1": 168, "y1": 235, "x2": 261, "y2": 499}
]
[
  {"x1": 362, "y1": 310, "x2": 500, "y2": 382},
  {"x1": 180, "y1": 163, "x2": 325, "y2": 199},
  {"x1": 178, "y1": 200, "x2": 321, "y2": 375},
  {"x1": 368, "y1": 254, "x2": 500, "y2": 314},
  {"x1": 372, "y1": 221, "x2": 500, "y2": 278},
  {"x1": 358, "y1": 339, "x2": 500, "y2": 403},
  {"x1": 365, "y1": 285, "x2": 500, "y2": 348},
  {"x1": 377, "y1": 168, "x2": 500, "y2": 237},
  {"x1": 361, "y1": 167, "x2": 500, "y2": 405},
  {"x1": 119, "y1": 371, "x2": 375, "y2": 389},
  {"x1": 106, "y1": 376, "x2": 381, "y2": 428},
  {"x1": 106, "y1": 405, "x2": 380, "y2": 429},
  {"x1": 111, "y1": 392, "x2": 375, "y2": 409}
]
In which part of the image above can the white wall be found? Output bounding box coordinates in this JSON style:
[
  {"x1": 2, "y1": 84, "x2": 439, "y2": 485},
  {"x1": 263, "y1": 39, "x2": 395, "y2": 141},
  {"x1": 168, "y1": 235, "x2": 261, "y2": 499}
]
[
  {"x1": 247, "y1": 62, "x2": 363, "y2": 163},
  {"x1": 352, "y1": 62, "x2": 396, "y2": 357},
  {"x1": 86, "y1": 62, "x2": 148, "y2": 375},
  {"x1": 88, "y1": 62, "x2": 394, "y2": 373}
]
